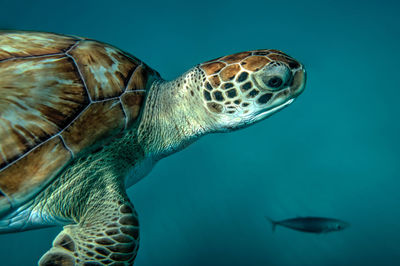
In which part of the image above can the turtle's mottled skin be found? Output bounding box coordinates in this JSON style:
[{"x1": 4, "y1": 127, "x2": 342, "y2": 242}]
[{"x1": 0, "y1": 31, "x2": 306, "y2": 265}]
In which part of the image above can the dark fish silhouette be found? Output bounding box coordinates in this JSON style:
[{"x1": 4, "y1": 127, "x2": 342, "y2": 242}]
[{"x1": 265, "y1": 216, "x2": 349, "y2": 233}]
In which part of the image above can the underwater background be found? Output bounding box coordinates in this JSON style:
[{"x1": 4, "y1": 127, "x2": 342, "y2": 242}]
[{"x1": 0, "y1": 0, "x2": 399, "y2": 265}]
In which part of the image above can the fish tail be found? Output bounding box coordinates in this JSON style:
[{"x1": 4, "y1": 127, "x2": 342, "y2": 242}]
[{"x1": 265, "y1": 216, "x2": 277, "y2": 232}]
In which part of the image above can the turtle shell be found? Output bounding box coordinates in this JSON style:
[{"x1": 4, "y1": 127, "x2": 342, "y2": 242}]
[{"x1": 0, "y1": 31, "x2": 160, "y2": 216}]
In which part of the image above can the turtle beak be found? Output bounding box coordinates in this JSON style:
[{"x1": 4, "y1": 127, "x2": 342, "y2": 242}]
[{"x1": 290, "y1": 67, "x2": 306, "y2": 98}]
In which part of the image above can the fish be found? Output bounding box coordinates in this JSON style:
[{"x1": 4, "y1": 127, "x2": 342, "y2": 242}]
[{"x1": 265, "y1": 216, "x2": 349, "y2": 234}]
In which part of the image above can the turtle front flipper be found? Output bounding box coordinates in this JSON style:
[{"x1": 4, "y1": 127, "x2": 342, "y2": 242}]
[{"x1": 39, "y1": 196, "x2": 139, "y2": 266}]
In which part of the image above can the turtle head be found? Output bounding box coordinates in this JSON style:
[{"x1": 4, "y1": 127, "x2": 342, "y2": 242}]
[
  {"x1": 139, "y1": 49, "x2": 305, "y2": 156},
  {"x1": 197, "y1": 50, "x2": 306, "y2": 132}
]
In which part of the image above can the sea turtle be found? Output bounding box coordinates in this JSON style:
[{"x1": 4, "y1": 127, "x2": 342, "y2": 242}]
[{"x1": 0, "y1": 31, "x2": 306, "y2": 265}]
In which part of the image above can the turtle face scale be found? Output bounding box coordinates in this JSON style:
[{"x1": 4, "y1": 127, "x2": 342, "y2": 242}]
[{"x1": 198, "y1": 49, "x2": 306, "y2": 131}]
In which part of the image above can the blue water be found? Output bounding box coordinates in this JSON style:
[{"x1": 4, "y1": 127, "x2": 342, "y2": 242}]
[{"x1": 1, "y1": 0, "x2": 399, "y2": 265}]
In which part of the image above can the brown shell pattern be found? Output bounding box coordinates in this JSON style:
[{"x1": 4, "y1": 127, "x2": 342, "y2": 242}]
[{"x1": 0, "y1": 31, "x2": 159, "y2": 214}]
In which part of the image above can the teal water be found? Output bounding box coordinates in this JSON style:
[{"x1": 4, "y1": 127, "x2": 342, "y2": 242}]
[{"x1": 1, "y1": 0, "x2": 399, "y2": 265}]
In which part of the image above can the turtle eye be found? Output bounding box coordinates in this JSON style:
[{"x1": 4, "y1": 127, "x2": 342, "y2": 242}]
[
  {"x1": 253, "y1": 63, "x2": 291, "y2": 91},
  {"x1": 267, "y1": 76, "x2": 283, "y2": 88}
]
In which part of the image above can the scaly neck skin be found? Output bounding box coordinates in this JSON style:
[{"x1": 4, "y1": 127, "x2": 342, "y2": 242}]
[{"x1": 137, "y1": 69, "x2": 216, "y2": 159}]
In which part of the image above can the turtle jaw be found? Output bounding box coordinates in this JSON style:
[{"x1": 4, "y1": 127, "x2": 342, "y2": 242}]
[
  {"x1": 223, "y1": 97, "x2": 295, "y2": 131},
  {"x1": 251, "y1": 98, "x2": 295, "y2": 123}
]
